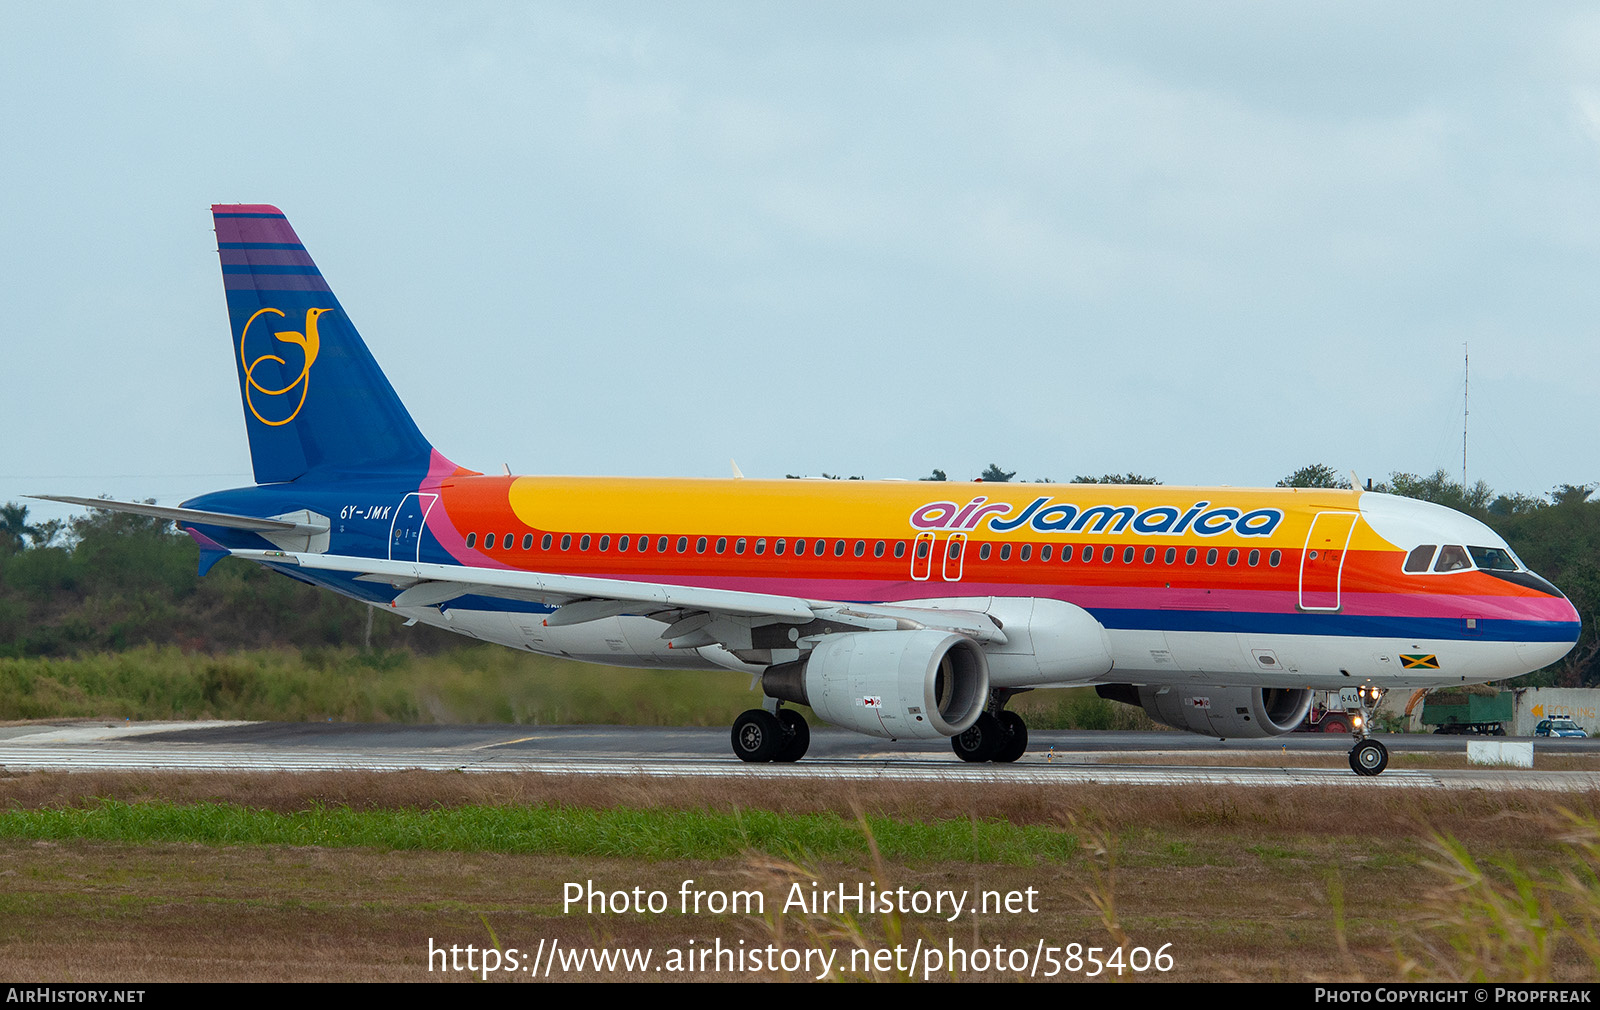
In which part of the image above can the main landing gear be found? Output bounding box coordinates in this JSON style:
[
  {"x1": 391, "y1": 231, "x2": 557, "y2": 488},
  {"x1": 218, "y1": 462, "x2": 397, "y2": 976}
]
[
  {"x1": 731, "y1": 705, "x2": 809, "y2": 763},
  {"x1": 952, "y1": 691, "x2": 1029, "y2": 764},
  {"x1": 1346, "y1": 684, "x2": 1389, "y2": 777}
]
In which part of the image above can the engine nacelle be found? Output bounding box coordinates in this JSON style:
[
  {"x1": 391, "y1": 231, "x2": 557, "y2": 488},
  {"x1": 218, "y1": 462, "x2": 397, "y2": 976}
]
[
  {"x1": 1097, "y1": 684, "x2": 1313, "y2": 739},
  {"x1": 763, "y1": 630, "x2": 990, "y2": 740}
]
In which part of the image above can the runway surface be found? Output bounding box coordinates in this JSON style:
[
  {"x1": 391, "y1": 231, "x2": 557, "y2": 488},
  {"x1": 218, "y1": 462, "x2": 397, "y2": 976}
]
[{"x1": 2, "y1": 720, "x2": 1597, "y2": 789}]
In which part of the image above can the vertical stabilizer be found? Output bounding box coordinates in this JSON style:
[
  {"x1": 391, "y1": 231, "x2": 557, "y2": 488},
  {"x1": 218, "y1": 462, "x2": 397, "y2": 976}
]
[{"x1": 213, "y1": 204, "x2": 434, "y2": 484}]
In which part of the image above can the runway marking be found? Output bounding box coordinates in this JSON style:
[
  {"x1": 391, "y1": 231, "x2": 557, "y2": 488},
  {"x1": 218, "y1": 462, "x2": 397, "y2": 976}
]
[
  {"x1": 471, "y1": 735, "x2": 546, "y2": 750},
  {"x1": 2, "y1": 744, "x2": 1596, "y2": 790}
]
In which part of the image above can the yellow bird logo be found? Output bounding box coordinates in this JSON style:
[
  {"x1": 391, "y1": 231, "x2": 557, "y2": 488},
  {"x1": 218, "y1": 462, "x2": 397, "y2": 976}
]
[{"x1": 239, "y1": 306, "x2": 329, "y2": 426}]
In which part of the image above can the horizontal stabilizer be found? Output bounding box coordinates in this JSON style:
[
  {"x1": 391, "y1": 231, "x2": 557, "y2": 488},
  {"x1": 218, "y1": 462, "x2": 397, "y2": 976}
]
[{"x1": 28, "y1": 495, "x2": 327, "y2": 536}]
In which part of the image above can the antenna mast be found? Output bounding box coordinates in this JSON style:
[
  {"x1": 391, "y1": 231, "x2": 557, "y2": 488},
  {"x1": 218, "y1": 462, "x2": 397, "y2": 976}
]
[{"x1": 1462, "y1": 343, "x2": 1469, "y2": 489}]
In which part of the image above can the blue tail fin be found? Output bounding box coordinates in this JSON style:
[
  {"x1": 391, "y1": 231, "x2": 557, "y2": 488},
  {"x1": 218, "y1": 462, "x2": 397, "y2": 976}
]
[{"x1": 213, "y1": 204, "x2": 434, "y2": 484}]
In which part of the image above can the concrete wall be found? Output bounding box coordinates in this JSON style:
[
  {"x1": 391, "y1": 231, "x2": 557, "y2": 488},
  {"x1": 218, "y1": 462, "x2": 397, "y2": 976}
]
[{"x1": 1509, "y1": 688, "x2": 1600, "y2": 736}]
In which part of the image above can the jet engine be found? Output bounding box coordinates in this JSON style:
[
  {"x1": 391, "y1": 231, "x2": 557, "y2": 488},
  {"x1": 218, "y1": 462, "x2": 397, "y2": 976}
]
[
  {"x1": 1097, "y1": 684, "x2": 1313, "y2": 739},
  {"x1": 763, "y1": 630, "x2": 990, "y2": 740}
]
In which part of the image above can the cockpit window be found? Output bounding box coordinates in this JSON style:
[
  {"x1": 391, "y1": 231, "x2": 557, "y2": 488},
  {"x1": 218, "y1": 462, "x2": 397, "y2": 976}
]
[
  {"x1": 1433, "y1": 545, "x2": 1472, "y2": 573},
  {"x1": 1468, "y1": 545, "x2": 1518, "y2": 571},
  {"x1": 1403, "y1": 545, "x2": 1437, "y2": 573}
]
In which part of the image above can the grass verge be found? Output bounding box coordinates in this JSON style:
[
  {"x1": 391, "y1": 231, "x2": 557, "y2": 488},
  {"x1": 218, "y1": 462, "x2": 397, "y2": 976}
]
[{"x1": 0, "y1": 800, "x2": 1076, "y2": 864}]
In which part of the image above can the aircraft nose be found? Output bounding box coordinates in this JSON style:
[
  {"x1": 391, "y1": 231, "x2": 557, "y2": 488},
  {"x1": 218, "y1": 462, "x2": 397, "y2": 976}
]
[{"x1": 1512, "y1": 583, "x2": 1581, "y2": 671}]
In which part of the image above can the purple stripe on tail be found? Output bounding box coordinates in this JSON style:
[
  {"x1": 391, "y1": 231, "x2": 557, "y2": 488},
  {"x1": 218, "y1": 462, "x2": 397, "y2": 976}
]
[{"x1": 212, "y1": 204, "x2": 305, "y2": 246}]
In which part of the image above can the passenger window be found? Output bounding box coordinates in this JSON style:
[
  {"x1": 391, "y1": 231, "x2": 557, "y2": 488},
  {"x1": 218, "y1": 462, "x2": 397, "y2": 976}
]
[
  {"x1": 874, "y1": 541, "x2": 885, "y2": 558},
  {"x1": 1185, "y1": 548, "x2": 1197, "y2": 565},
  {"x1": 1165, "y1": 547, "x2": 1176, "y2": 564},
  {"x1": 1083, "y1": 546, "x2": 1094, "y2": 563},
  {"x1": 618, "y1": 535, "x2": 629, "y2": 552},
  {"x1": 1269, "y1": 550, "x2": 1281, "y2": 567},
  {"x1": 894, "y1": 542, "x2": 905, "y2": 559},
  {"x1": 980, "y1": 543, "x2": 992, "y2": 560},
  {"x1": 523, "y1": 534, "x2": 533, "y2": 550},
  {"x1": 1102, "y1": 546, "x2": 1114, "y2": 563},
  {"x1": 854, "y1": 541, "x2": 865, "y2": 557},
  {"x1": 916, "y1": 541, "x2": 928, "y2": 559},
  {"x1": 949, "y1": 541, "x2": 962, "y2": 559},
  {"x1": 755, "y1": 538, "x2": 765, "y2": 555},
  {"x1": 484, "y1": 533, "x2": 496, "y2": 550},
  {"x1": 1434, "y1": 545, "x2": 1472, "y2": 572},
  {"x1": 1041, "y1": 545, "x2": 1052, "y2": 562},
  {"x1": 541, "y1": 534, "x2": 552, "y2": 550},
  {"x1": 716, "y1": 537, "x2": 726, "y2": 554},
  {"x1": 580, "y1": 535, "x2": 591, "y2": 551},
  {"x1": 1122, "y1": 546, "x2": 1134, "y2": 564},
  {"x1": 1227, "y1": 549, "x2": 1238, "y2": 566},
  {"x1": 834, "y1": 540, "x2": 845, "y2": 557},
  {"x1": 1143, "y1": 547, "x2": 1155, "y2": 564},
  {"x1": 1020, "y1": 544, "x2": 1031, "y2": 561},
  {"x1": 696, "y1": 537, "x2": 707, "y2": 554},
  {"x1": 775, "y1": 539, "x2": 786, "y2": 556},
  {"x1": 1404, "y1": 545, "x2": 1437, "y2": 573},
  {"x1": 637, "y1": 536, "x2": 648, "y2": 553},
  {"x1": 676, "y1": 537, "x2": 687, "y2": 553},
  {"x1": 1000, "y1": 544, "x2": 1012, "y2": 561},
  {"x1": 561, "y1": 534, "x2": 572, "y2": 551},
  {"x1": 795, "y1": 540, "x2": 807, "y2": 557},
  {"x1": 656, "y1": 536, "x2": 668, "y2": 552},
  {"x1": 1206, "y1": 548, "x2": 1217, "y2": 565},
  {"x1": 598, "y1": 536, "x2": 610, "y2": 551},
  {"x1": 1248, "y1": 549, "x2": 1259, "y2": 567},
  {"x1": 736, "y1": 538, "x2": 746, "y2": 554},
  {"x1": 466, "y1": 533, "x2": 477, "y2": 548}
]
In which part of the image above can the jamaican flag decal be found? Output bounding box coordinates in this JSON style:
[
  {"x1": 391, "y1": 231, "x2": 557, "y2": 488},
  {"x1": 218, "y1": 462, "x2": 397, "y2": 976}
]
[{"x1": 1401, "y1": 654, "x2": 1440, "y2": 670}]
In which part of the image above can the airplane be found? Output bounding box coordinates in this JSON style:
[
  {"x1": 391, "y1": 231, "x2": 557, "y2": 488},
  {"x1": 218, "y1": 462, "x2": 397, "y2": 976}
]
[{"x1": 37, "y1": 204, "x2": 1582, "y2": 777}]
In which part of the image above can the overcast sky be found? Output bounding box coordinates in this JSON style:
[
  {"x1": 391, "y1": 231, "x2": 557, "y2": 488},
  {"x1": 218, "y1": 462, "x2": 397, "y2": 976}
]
[{"x1": 6, "y1": 3, "x2": 1600, "y2": 526}]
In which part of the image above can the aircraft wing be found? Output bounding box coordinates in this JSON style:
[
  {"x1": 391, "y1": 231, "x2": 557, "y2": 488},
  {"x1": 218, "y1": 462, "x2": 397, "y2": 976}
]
[{"x1": 227, "y1": 549, "x2": 1006, "y2": 647}]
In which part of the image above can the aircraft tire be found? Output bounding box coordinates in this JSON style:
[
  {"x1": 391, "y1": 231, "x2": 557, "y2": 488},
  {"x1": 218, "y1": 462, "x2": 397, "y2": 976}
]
[
  {"x1": 952, "y1": 712, "x2": 1002, "y2": 763},
  {"x1": 732, "y1": 709, "x2": 784, "y2": 763},
  {"x1": 774, "y1": 709, "x2": 810, "y2": 763},
  {"x1": 993, "y1": 711, "x2": 1028, "y2": 763},
  {"x1": 1349, "y1": 739, "x2": 1388, "y2": 777}
]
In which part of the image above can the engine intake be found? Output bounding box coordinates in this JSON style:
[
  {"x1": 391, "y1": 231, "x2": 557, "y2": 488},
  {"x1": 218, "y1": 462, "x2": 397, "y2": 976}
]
[{"x1": 764, "y1": 630, "x2": 990, "y2": 740}]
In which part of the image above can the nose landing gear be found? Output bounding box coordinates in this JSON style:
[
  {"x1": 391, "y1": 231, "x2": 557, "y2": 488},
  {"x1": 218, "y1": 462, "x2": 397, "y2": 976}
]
[{"x1": 1346, "y1": 684, "x2": 1389, "y2": 777}]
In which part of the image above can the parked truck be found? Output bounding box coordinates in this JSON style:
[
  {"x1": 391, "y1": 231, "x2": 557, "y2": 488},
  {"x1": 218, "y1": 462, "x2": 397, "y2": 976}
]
[{"x1": 1419, "y1": 690, "x2": 1512, "y2": 735}]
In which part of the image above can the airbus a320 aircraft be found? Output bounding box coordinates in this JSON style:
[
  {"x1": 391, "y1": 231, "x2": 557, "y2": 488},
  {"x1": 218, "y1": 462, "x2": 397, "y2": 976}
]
[{"x1": 40, "y1": 206, "x2": 1581, "y2": 776}]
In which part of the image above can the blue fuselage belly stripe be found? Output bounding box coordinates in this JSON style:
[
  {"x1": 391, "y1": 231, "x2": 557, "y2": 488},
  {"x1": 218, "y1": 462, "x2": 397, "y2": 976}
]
[{"x1": 1087, "y1": 607, "x2": 1577, "y2": 643}]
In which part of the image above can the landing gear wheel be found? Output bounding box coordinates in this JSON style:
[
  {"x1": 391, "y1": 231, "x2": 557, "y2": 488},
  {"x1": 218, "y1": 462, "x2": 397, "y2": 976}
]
[
  {"x1": 993, "y1": 711, "x2": 1028, "y2": 763},
  {"x1": 731, "y1": 709, "x2": 783, "y2": 763},
  {"x1": 1349, "y1": 739, "x2": 1389, "y2": 777},
  {"x1": 952, "y1": 712, "x2": 1001, "y2": 763},
  {"x1": 774, "y1": 709, "x2": 810, "y2": 763}
]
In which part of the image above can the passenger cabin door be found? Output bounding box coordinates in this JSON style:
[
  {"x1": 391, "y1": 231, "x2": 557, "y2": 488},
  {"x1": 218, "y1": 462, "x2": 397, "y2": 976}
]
[
  {"x1": 389, "y1": 492, "x2": 438, "y2": 562},
  {"x1": 942, "y1": 532, "x2": 967, "y2": 582},
  {"x1": 1299, "y1": 511, "x2": 1359, "y2": 611}
]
